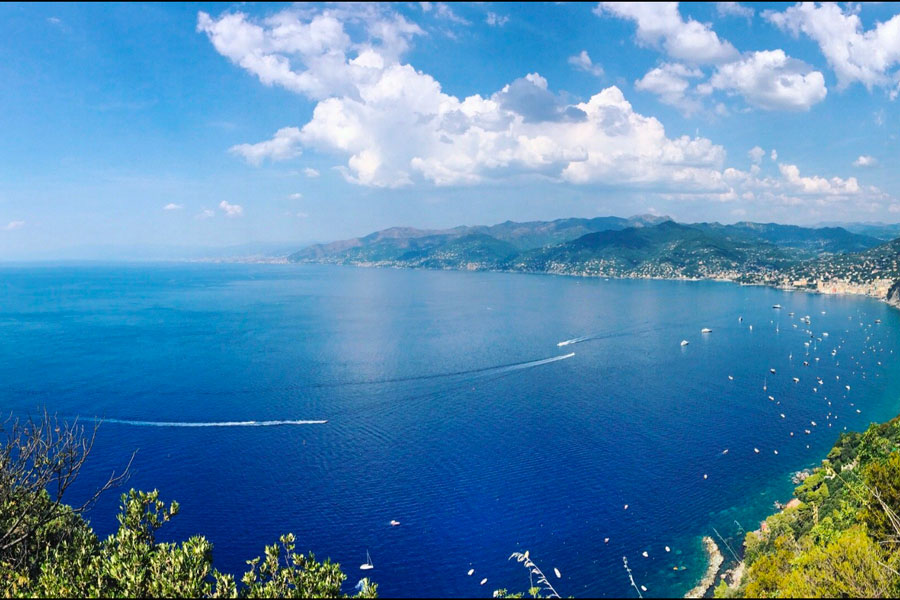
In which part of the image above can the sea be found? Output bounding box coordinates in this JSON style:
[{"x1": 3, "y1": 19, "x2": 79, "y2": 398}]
[{"x1": 2, "y1": 263, "x2": 900, "y2": 598}]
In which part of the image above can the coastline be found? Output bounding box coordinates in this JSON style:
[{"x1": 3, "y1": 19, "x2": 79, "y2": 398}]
[
  {"x1": 684, "y1": 536, "x2": 724, "y2": 599},
  {"x1": 288, "y1": 259, "x2": 900, "y2": 312}
]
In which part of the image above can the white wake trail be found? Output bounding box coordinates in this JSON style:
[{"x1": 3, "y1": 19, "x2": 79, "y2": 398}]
[
  {"x1": 93, "y1": 418, "x2": 327, "y2": 427},
  {"x1": 557, "y1": 336, "x2": 591, "y2": 347},
  {"x1": 496, "y1": 352, "x2": 575, "y2": 373}
]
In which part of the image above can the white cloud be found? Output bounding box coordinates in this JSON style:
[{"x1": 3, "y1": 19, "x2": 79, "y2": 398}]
[
  {"x1": 779, "y1": 163, "x2": 860, "y2": 195},
  {"x1": 424, "y1": 3, "x2": 469, "y2": 25},
  {"x1": 163, "y1": 203, "x2": 183, "y2": 210},
  {"x1": 598, "y1": 3, "x2": 827, "y2": 114},
  {"x1": 197, "y1": 6, "x2": 423, "y2": 99},
  {"x1": 716, "y1": 3, "x2": 754, "y2": 21},
  {"x1": 596, "y1": 2, "x2": 738, "y2": 64},
  {"x1": 303, "y1": 167, "x2": 320, "y2": 177},
  {"x1": 568, "y1": 50, "x2": 604, "y2": 77},
  {"x1": 288, "y1": 192, "x2": 303, "y2": 199},
  {"x1": 203, "y1": 7, "x2": 728, "y2": 191},
  {"x1": 4, "y1": 221, "x2": 24, "y2": 231},
  {"x1": 219, "y1": 201, "x2": 244, "y2": 217},
  {"x1": 230, "y1": 127, "x2": 303, "y2": 165},
  {"x1": 634, "y1": 62, "x2": 703, "y2": 114},
  {"x1": 486, "y1": 12, "x2": 509, "y2": 27},
  {"x1": 854, "y1": 155, "x2": 878, "y2": 167},
  {"x1": 771, "y1": 149, "x2": 777, "y2": 161},
  {"x1": 196, "y1": 209, "x2": 215, "y2": 220},
  {"x1": 748, "y1": 146, "x2": 765, "y2": 164},
  {"x1": 765, "y1": 3, "x2": 900, "y2": 91},
  {"x1": 296, "y1": 211, "x2": 310, "y2": 218},
  {"x1": 201, "y1": 5, "x2": 892, "y2": 216},
  {"x1": 705, "y1": 50, "x2": 827, "y2": 111}
]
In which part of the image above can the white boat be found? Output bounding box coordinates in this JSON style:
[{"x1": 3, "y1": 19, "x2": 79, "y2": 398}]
[
  {"x1": 701, "y1": 328, "x2": 712, "y2": 333},
  {"x1": 773, "y1": 304, "x2": 782, "y2": 309},
  {"x1": 680, "y1": 340, "x2": 689, "y2": 346},
  {"x1": 360, "y1": 550, "x2": 374, "y2": 571}
]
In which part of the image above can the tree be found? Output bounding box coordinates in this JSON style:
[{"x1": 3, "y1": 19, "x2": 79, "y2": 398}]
[
  {"x1": 0, "y1": 412, "x2": 376, "y2": 598},
  {"x1": 0, "y1": 410, "x2": 130, "y2": 586}
]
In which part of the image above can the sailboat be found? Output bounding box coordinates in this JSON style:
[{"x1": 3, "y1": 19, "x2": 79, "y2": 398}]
[{"x1": 360, "y1": 550, "x2": 374, "y2": 571}]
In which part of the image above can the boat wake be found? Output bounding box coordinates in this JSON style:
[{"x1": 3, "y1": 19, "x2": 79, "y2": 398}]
[
  {"x1": 323, "y1": 352, "x2": 576, "y2": 386},
  {"x1": 495, "y1": 352, "x2": 575, "y2": 372},
  {"x1": 557, "y1": 336, "x2": 591, "y2": 347},
  {"x1": 91, "y1": 418, "x2": 328, "y2": 427}
]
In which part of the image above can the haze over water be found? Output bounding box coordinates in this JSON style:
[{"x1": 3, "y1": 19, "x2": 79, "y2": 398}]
[{"x1": 2, "y1": 263, "x2": 899, "y2": 598}]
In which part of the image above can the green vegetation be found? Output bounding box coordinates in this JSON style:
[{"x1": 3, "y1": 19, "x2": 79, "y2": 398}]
[
  {"x1": 288, "y1": 217, "x2": 900, "y2": 300},
  {"x1": 721, "y1": 416, "x2": 900, "y2": 598},
  {"x1": 0, "y1": 413, "x2": 376, "y2": 599}
]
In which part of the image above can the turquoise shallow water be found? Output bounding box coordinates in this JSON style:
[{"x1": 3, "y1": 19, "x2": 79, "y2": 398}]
[{"x1": 2, "y1": 263, "x2": 899, "y2": 598}]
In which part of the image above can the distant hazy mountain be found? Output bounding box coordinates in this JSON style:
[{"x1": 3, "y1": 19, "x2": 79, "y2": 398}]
[
  {"x1": 692, "y1": 222, "x2": 882, "y2": 257},
  {"x1": 817, "y1": 221, "x2": 900, "y2": 241},
  {"x1": 510, "y1": 220, "x2": 793, "y2": 277},
  {"x1": 289, "y1": 216, "x2": 881, "y2": 276},
  {"x1": 291, "y1": 214, "x2": 671, "y2": 263}
]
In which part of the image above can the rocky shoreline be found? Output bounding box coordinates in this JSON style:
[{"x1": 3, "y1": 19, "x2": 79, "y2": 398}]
[{"x1": 684, "y1": 536, "x2": 724, "y2": 598}]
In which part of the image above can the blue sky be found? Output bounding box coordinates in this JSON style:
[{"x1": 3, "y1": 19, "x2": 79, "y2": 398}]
[{"x1": 4, "y1": 2, "x2": 900, "y2": 258}]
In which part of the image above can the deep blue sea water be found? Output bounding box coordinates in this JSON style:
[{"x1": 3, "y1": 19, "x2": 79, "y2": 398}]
[{"x1": 3, "y1": 263, "x2": 900, "y2": 598}]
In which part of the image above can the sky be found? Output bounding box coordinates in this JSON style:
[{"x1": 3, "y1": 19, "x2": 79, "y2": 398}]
[{"x1": 4, "y1": 2, "x2": 900, "y2": 258}]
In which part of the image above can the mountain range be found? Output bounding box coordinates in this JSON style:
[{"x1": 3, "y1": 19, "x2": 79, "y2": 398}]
[{"x1": 289, "y1": 215, "x2": 892, "y2": 282}]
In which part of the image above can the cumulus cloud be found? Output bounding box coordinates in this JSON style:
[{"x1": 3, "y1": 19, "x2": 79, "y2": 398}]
[
  {"x1": 202, "y1": 7, "x2": 728, "y2": 190},
  {"x1": 303, "y1": 167, "x2": 320, "y2": 177},
  {"x1": 163, "y1": 203, "x2": 183, "y2": 210},
  {"x1": 219, "y1": 201, "x2": 244, "y2": 217},
  {"x1": 635, "y1": 62, "x2": 703, "y2": 114},
  {"x1": 230, "y1": 127, "x2": 303, "y2": 165},
  {"x1": 200, "y1": 5, "x2": 891, "y2": 215},
  {"x1": 704, "y1": 50, "x2": 827, "y2": 111},
  {"x1": 288, "y1": 192, "x2": 303, "y2": 199},
  {"x1": 771, "y1": 149, "x2": 778, "y2": 161},
  {"x1": 748, "y1": 146, "x2": 765, "y2": 164},
  {"x1": 568, "y1": 50, "x2": 604, "y2": 77},
  {"x1": 779, "y1": 163, "x2": 860, "y2": 195},
  {"x1": 599, "y1": 3, "x2": 828, "y2": 114},
  {"x1": 196, "y1": 209, "x2": 215, "y2": 220},
  {"x1": 486, "y1": 12, "x2": 509, "y2": 27},
  {"x1": 596, "y1": 2, "x2": 738, "y2": 64},
  {"x1": 765, "y1": 3, "x2": 900, "y2": 92},
  {"x1": 4, "y1": 221, "x2": 24, "y2": 231},
  {"x1": 854, "y1": 155, "x2": 878, "y2": 167},
  {"x1": 716, "y1": 3, "x2": 754, "y2": 21}
]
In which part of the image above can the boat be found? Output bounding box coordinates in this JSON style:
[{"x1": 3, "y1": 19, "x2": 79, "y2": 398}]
[
  {"x1": 701, "y1": 328, "x2": 712, "y2": 333},
  {"x1": 680, "y1": 340, "x2": 689, "y2": 346},
  {"x1": 770, "y1": 368, "x2": 776, "y2": 374},
  {"x1": 360, "y1": 550, "x2": 374, "y2": 571},
  {"x1": 390, "y1": 520, "x2": 400, "y2": 527},
  {"x1": 773, "y1": 304, "x2": 782, "y2": 309}
]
